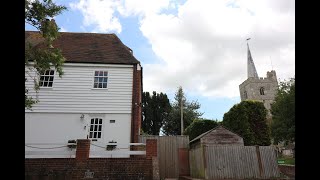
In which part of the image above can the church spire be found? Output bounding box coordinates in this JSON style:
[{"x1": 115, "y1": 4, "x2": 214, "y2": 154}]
[{"x1": 246, "y1": 39, "x2": 259, "y2": 78}]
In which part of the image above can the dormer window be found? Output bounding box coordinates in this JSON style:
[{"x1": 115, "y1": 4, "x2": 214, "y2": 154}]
[
  {"x1": 39, "y1": 70, "x2": 55, "y2": 87},
  {"x1": 260, "y1": 87, "x2": 265, "y2": 95},
  {"x1": 93, "y1": 71, "x2": 108, "y2": 88}
]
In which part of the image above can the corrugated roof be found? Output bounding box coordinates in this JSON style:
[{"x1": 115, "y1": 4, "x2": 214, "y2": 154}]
[{"x1": 25, "y1": 31, "x2": 140, "y2": 65}]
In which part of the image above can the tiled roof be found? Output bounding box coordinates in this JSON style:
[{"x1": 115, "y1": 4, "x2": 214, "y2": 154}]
[
  {"x1": 189, "y1": 125, "x2": 243, "y2": 144},
  {"x1": 25, "y1": 31, "x2": 140, "y2": 65}
]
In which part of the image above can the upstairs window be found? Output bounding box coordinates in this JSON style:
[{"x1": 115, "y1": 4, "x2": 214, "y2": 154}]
[
  {"x1": 93, "y1": 71, "x2": 108, "y2": 88},
  {"x1": 260, "y1": 87, "x2": 265, "y2": 95},
  {"x1": 89, "y1": 118, "x2": 103, "y2": 139},
  {"x1": 39, "y1": 70, "x2": 55, "y2": 87}
]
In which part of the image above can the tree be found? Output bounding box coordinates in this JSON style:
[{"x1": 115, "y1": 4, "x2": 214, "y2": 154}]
[
  {"x1": 142, "y1": 91, "x2": 171, "y2": 135},
  {"x1": 270, "y1": 78, "x2": 295, "y2": 145},
  {"x1": 162, "y1": 86, "x2": 203, "y2": 135},
  {"x1": 25, "y1": 0, "x2": 67, "y2": 109},
  {"x1": 222, "y1": 100, "x2": 271, "y2": 146},
  {"x1": 184, "y1": 119, "x2": 219, "y2": 140}
]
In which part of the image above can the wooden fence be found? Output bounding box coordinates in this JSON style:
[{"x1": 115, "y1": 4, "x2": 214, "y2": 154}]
[
  {"x1": 189, "y1": 145, "x2": 280, "y2": 179},
  {"x1": 139, "y1": 135, "x2": 189, "y2": 179}
]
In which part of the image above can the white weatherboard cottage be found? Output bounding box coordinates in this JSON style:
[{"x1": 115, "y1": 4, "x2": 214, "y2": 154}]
[{"x1": 25, "y1": 31, "x2": 143, "y2": 158}]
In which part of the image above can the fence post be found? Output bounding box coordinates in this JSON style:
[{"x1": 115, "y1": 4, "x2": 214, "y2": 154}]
[
  {"x1": 255, "y1": 146, "x2": 265, "y2": 178},
  {"x1": 202, "y1": 145, "x2": 208, "y2": 179},
  {"x1": 76, "y1": 139, "x2": 91, "y2": 161}
]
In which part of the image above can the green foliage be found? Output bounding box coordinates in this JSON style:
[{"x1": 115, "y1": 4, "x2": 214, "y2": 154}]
[
  {"x1": 222, "y1": 100, "x2": 271, "y2": 146},
  {"x1": 184, "y1": 119, "x2": 219, "y2": 140},
  {"x1": 25, "y1": 0, "x2": 67, "y2": 109},
  {"x1": 271, "y1": 78, "x2": 295, "y2": 145},
  {"x1": 142, "y1": 91, "x2": 171, "y2": 135},
  {"x1": 162, "y1": 86, "x2": 203, "y2": 135},
  {"x1": 278, "y1": 156, "x2": 295, "y2": 165}
]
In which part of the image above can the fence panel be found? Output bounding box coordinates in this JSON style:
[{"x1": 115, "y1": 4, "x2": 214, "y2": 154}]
[
  {"x1": 189, "y1": 146, "x2": 205, "y2": 178},
  {"x1": 139, "y1": 135, "x2": 189, "y2": 179},
  {"x1": 201, "y1": 146, "x2": 275, "y2": 179},
  {"x1": 259, "y1": 146, "x2": 281, "y2": 178}
]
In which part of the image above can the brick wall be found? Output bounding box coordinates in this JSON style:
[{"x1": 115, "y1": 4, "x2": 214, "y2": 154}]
[
  {"x1": 25, "y1": 138, "x2": 157, "y2": 180},
  {"x1": 25, "y1": 158, "x2": 152, "y2": 180}
]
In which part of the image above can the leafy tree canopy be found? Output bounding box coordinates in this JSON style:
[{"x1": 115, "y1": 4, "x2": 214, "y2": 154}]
[
  {"x1": 25, "y1": 0, "x2": 67, "y2": 109},
  {"x1": 270, "y1": 78, "x2": 295, "y2": 145},
  {"x1": 162, "y1": 86, "x2": 203, "y2": 135},
  {"x1": 222, "y1": 100, "x2": 271, "y2": 146},
  {"x1": 142, "y1": 91, "x2": 171, "y2": 135}
]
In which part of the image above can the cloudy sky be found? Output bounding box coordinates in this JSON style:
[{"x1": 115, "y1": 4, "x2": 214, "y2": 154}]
[{"x1": 26, "y1": 0, "x2": 295, "y2": 120}]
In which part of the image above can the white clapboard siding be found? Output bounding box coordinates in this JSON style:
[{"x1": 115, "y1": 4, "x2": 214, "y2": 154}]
[{"x1": 25, "y1": 64, "x2": 134, "y2": 113}]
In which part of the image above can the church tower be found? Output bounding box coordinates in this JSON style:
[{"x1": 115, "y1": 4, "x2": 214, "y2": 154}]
[{"x1": 239, "y1": 40, "x2": 278, "y2": 123}]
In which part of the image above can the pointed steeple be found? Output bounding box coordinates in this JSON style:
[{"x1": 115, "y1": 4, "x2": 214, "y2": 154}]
[{"x1": 247, "y1": 41, "x2": 259, "y2": 78}]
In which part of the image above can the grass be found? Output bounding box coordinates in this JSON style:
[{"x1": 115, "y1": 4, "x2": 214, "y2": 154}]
[{"x1": 277, "y1": 156, "x2": 295, "y2": 165}]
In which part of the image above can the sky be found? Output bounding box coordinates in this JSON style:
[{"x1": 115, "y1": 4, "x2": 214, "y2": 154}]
[{"x1": 25, "y1": 0, "x2": 295, "y2": 121}]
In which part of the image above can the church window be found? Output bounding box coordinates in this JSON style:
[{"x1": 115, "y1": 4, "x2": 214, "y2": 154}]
[{"x1": 260, "y1": 87, "x2": 265, "y2": 95}]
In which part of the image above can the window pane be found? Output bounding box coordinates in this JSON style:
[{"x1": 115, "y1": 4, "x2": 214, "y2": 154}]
[
  {"x1": 50, "y1": 70, "x2": 54, "y2": 75},
  {"x1": 102, "y1": 83, "x2": 107, "y2": 88},
  {"x1": 98, "y1": 132, "x2": 101, "y2": 138},
  {"x1": 94, "y1": 83, "x2": 98, "y2": 88},
  {"x1": 98, "y1": 83, "x2": 102, "y2": 88},
  {"x1": 40, "y1": 76, "x2": 45, "y2": 81},
  {"x1": 104, "y1": 71, "x2": 108, "y2": 76},
  {"x1": 39, "y1": 81, "x2": 44, "y2": 86},
  {"x1": 45, "y1": 70, "x2": 50, "y2": 75},
  {"x1": 89, "y1": 132, "x2": 93, "y2": 138},
  {"x1": 49, "y1": 76, "x2": 54, "y2": 82},
  {"x1": 91, "y1": 118, "x2": 94, "y2": 124},
  {"x1": 94, "y1": 125, "x2": 97, "y2": 131},
  {"x1": 103, "y1": 77, "x2": 107, "y2": 83},
  {"x1": 99, "y1": 71, "x2": 103, "y2": 76},
  {"x1": 45, "y1": 76, "x2": 49, "y2": 81},
  {"x1": 43, "y1": 81, "x2": 48, "y2": 87},
  {"x1": 99, "y1": 77, "x2": 103, "y2": 83},
  {"x1": 99, "y1": 119, "x2": 102, "y2": 124},
  {"x1": 94, "y1": 132, "x2": 97, "y2": 138},
  {"x1": 48, "y1": 82, "x2": 53, "y2": 87},
  {"x1": 94, "y1": 77, "x2": 98, "y2": 83},
  {"x1": 90, "y1": 125, "x2": 93, "y2": 131},
  {"x1": 98, "y1": 125, "x2": 102, "y2": 131},
  {"x1": 95, "y1": 118, "x2": 98, "y2": 124},
  {"x1": 95, "y1": 71, "x2": 98, "y2": 76}
]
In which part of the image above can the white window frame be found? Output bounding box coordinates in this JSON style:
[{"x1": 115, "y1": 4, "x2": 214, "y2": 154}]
[
  {"x1": 88, "y1": 118, "x2": 103, "y2": 140},
  {"x1": 39, "y1": 69, "x2": 55, "y2": 88},
  {"x1": 92, "y1": 70, "x2": 108, "y2": 89}
]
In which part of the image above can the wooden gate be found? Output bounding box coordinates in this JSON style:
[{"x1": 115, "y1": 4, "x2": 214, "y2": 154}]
[{"x1": 139, "y1": 135, "x2": 189, "y2": 179}]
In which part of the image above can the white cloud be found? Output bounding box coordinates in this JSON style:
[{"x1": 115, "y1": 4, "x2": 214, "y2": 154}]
[
  {"x1": 139, "y1": 0, "x2": 295, "y2": 98},
  {"x1": 69, "y1": 0, "x2": 122, "y2": 33},
  {"x1": 59, "y1": 26, "x2": 67, "y2": 32},
  {"x1": 70, "y1": 0, "x2": 295, "y2": 98}
]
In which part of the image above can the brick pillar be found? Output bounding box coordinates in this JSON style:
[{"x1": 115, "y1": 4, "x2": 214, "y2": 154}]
[
  {"x1": 131, "y1": 64, "x2": 142, "y2": 143},
  {"x1": 146, "y1": 139, "x2": 157, "y2": 159},
  {"x1": 76, "y1": 139, "x2": 90, "y2": 161}
]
